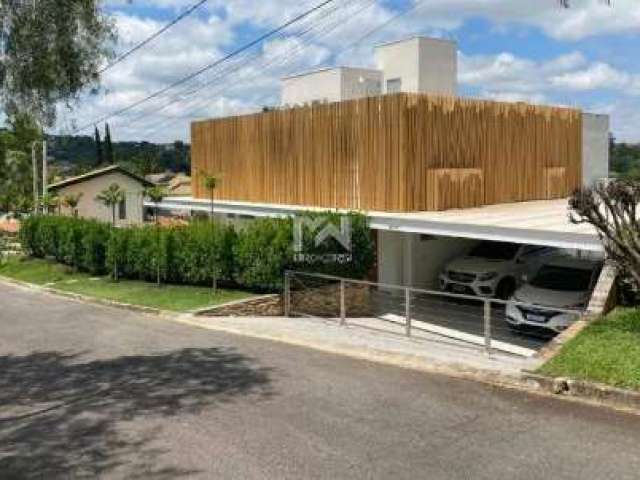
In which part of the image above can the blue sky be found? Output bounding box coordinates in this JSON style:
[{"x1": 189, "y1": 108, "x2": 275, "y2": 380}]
[{"x1": 61, "y1": 0, "x2": 640, "y2": 143}]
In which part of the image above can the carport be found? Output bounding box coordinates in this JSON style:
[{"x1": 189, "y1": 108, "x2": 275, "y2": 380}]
[
  {"x1": 371, "y1": 198, "x2": 604, "y2": 355},
  {"x1": 373, "y1": 197, "x2": 602, "y2": 291}
]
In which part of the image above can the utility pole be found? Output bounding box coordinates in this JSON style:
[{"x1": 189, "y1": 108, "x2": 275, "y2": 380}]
[
  {"x1": 31, "y1": 141, "x2": 38, "y2": 213},
  {"x1": 42, "y1": 139, "x2": 47, "y2": 202}
]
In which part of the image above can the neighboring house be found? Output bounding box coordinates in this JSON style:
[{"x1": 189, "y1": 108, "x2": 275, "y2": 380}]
[
  {"x1": 48, "y1": 165, "x2": 153, "y2": 226},
  {"x1": 150, "y1": 35, "x2": 609, "y2": 290},
  {"x1": 145, "y1": 171, "x2": 176, "y2": 185},
  {"x1": 167, "y1": 173, "x2": 191, "y2": 197}
]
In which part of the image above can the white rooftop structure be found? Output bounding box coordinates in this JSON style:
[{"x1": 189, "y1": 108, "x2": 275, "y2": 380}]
[{"x1": 280, "y1": 36, "x2": 458, "y2": 106}]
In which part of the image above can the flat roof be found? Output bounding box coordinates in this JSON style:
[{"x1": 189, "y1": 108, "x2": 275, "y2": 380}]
[
  {"x1": 374, "y1": 35, "x2": 457, "y2": 49},
  {"x1": 149, "y1": 197, "x2": 602, "y2": 252},
  {"x1": 282, "y1": 65, "x2": 381, "y2": 81}
]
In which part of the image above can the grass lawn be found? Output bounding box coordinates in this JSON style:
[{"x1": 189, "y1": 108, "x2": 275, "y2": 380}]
[
  {"x1": 538, "y1": 308, "x2": 640, "y2": 390},
  {"x1": 0, "y1": 257, "x2": 256, "y2": 312}
]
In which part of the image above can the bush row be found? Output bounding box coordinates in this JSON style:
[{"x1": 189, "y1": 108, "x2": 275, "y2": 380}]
[{"x1": 20, "y1": 213, "x2": 375, "y2": 291}]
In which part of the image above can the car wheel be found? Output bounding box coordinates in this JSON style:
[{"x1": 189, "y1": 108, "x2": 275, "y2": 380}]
[{"x1": 496, "y1": 278, "x2": 516, "y2": 300}]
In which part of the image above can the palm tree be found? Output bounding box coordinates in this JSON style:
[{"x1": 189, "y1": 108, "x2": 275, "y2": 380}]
[
  {"x1": 62, "y1": 193, "x2": 83, "y2": 217},
  {"x1": 201, "y1": 173, "x2": 219, "y2": 219},
  {"x1": 41, "y1": 193, "x2": 60, "y2": 215},
  {"x1": 95, "y1": 183, "x2": 125, "y2": 226},
  {"x1": 145, "y1": 185, "x2": 166, "y2": 224}
]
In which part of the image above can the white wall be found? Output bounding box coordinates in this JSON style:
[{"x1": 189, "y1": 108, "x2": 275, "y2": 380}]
[
  {"x1": 340, "y1": 68, "x2": 383, "y2": 101},
  {"x1": 282, "y1": 68, "x2": 342, "y2": 105},
  {"x1": 375, "y1": 37, "x2": 457, "y2": 96},
  {"x1": 54, "y1": 171, "x2": 146, "y2": 226},
  {"x1": 281, "y1": 67, "x2": 382, "y2": 106},
  {"x1": 410, "y1": 235, "x2": 476, "y2": 289},
  {"x1": 377, "y1": 230, "x2": 405, "y2": 287},
  {"x1": 377, "y1": 230, "x2": 475, "y2": 289},
  {"x1": 582, "y1": 113, "x2": 610, "y2": 187}
]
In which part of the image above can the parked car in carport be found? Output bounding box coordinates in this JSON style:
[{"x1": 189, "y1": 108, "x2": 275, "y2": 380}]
[
  {"x1": 439, "y1": 241, "x2": 554, "y2": 299},
  {"x1": 506, "y1": 255, "x2": 602, "y2": 334}
]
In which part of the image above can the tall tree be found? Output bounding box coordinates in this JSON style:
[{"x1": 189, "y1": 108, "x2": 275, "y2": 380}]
[
  {"x1": 104, "y1": 122, "x2": 114, "y2": 164},
  {"x1": 0, "y1": 0, "x2": 115, "y2": 126},
  {"x1": 94, "y1": 126, "x2": 103, "y2": 167},
  {"x1": 174, "y1": 140, "x2": 185, "y2": 173}
]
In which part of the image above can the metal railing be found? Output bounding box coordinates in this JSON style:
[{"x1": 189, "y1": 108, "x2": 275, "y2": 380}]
[{"x1": 284, "y1": 270, "x2": 585, "y2": 356}]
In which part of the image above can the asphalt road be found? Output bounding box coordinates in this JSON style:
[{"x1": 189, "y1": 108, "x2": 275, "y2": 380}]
[{"x1": 1, "y1": 283, "x2": 640, "y2": 479}]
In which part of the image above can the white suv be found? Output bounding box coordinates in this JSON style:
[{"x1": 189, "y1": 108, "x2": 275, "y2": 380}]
[
  {"x1": 439, "y1": 241, "x2": 554, "y2": 299},
  {"x1": 506, "y1": 255, "x2": 601, "y2": 334}
]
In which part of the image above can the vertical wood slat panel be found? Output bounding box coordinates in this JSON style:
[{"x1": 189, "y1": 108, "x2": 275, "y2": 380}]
[{"x1": 191, "y1": 93, "x2": 582, "y2": 212}]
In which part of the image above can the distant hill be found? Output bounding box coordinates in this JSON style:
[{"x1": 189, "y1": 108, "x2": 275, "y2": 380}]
[{"x1": 46, "y1": 135, "x2": 191, "y2": 176}]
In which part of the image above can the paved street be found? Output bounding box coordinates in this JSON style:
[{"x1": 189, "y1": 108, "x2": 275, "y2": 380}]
[{"x1": 1, "y1": 282, "x2": 640, "y2": 479}]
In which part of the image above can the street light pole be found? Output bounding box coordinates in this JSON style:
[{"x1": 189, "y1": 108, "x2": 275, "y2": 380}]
[
  {"x1": 42, "y1": 139, "x2": 47, "y2": 199},
  {"x1": 31, "y1": 141, "x2": 38, "y2": 213}
]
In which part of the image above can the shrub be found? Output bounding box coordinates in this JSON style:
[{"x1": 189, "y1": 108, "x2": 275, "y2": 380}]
[
  {"x1": 17, "y1": 211, "x2": 376, "y2": 292},
  {"x1": 174, "y1": 220, "x2": 235, "y2": 286},
  {"x1": 82, "y1": 220, "x2": 111, "y2": 275},
  {"x1": 233, "y1": 217, "x2": 293, "y2": 291}
]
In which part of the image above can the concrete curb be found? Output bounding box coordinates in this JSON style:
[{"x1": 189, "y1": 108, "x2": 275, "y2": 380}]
[
  {"x1": 0, "y1": 275, "x2": 175, "y2": 317},
  {"x1": 523, "y1": 371, "x2": 640, "y2": 414}
]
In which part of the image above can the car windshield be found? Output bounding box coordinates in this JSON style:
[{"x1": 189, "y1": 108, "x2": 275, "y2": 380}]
[
  {"x1": 468, "y1": 242, "x2": 520, "y2": 261},
  {"x1": 530, "y1": 266, "x2": 594, "y2": 292}
]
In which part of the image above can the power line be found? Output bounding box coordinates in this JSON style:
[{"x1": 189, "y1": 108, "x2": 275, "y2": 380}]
[
  {"x1": 98, "y1": 0, "x2": 209, "y2": 75},
  {"x1": 72, "y1": 0, "x2": 337, "y2": 134},
  {"x1": 121, "y1": 0, "x2": 357, "y2": 130},
  {"x1": 136, "y1": 0, "x2": 427, "y2": 140}
]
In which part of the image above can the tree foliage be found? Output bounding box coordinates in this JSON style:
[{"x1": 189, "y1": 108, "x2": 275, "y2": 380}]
[
  {"x1": 104, "y1": 122, "x2": 114, "y2": 164},
  {"x1": 0, "y1": 113, "x2": 41, "y2": 213},
  {"x1": 570, "y1": 180, "x2": 640, "y2": 293},
  {"x1": 1, "y1": 0, "x2": 115, "y2": 125}
]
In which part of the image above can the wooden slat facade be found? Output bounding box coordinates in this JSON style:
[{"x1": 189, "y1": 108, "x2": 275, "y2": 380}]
[{"x1": 191, "y1": 93, "x2": 583, "y2": 212}]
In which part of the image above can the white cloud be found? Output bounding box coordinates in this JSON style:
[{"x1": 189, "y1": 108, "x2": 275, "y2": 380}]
[{"x1": 55, "y1": 0, "x2": 640, "y2": 143}]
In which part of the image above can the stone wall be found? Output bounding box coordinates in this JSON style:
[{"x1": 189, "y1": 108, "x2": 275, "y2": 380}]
[
  {"x1": 291, "y1": 283, "x2": 373, "y2": 318},
  {"x1": 199, "y1": 295, "x2": 283, "y2": 317}
]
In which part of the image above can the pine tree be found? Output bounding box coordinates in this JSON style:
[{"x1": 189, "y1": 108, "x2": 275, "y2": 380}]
[
  {"x1": 105, "y1": 123, "x2": 114, "y2": 164},
  {"x1": 94, "y1": 126, "x2": 103, "y2": 167}
]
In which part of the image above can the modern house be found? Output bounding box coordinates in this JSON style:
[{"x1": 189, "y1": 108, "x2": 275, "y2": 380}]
[
  {"x1": 49, "y1": 165, "x2": 153, "y2": 226},
  {"x1": 152, "y1": 36, "x2": 609, "y2": 290}
]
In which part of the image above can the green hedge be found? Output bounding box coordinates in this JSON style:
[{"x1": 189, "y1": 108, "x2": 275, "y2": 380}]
[{"x1": 19, "y1": 212, "x2": 375, "y2": 292}]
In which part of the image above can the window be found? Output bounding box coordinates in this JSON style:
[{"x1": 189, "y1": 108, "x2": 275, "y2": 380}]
[
  {"x1": 118, "y1": 198, "x2": 127, "y2": 220},
  {"x1": 468, "y1": 241, "x2": 520, "y2": 261},
  {"x1": 530, "y1": 266, "x2": 595, "y2": 292},
  {"x1": 386, "y1": 78, "x2": 402, "y2": 94}
]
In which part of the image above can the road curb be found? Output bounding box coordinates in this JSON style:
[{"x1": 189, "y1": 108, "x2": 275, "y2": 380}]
[{"x1": 522, "y1": 371, "x2": 640, "y2": 414}]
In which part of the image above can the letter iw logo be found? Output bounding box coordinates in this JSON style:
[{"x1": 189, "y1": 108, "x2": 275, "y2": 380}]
[{"x1": 293, "y1": 216, "x2": 352, "y2": 253}]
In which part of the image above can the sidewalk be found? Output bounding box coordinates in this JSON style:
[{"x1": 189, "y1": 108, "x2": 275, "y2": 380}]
[{"x1": 176, "y1": 313, "x2": 542, "y2": 384}]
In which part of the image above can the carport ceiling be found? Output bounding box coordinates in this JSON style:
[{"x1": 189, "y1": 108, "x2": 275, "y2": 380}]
[
  {"x1": 370, "y1": 199, "x2": 602, "y2": 252},
  {"x1": 150, "y1": 197, "x2": 602, "y2": 252}
]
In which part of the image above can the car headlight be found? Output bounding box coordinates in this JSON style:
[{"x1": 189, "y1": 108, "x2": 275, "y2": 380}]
[{"x1": 478, "y1": 272, "x2": 498, "y2": 281}]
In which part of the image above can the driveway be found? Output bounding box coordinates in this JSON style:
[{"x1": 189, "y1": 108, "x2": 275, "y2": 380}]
[{"x1": 1, "y1": 282, "x2": 640, "y2": 479}]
